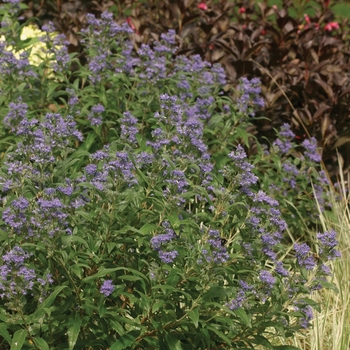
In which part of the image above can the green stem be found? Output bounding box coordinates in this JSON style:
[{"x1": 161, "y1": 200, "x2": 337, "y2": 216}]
[
  {"x1": 17, "y1": 307, "x2": 40, "y2": 350},
  {"x1": 57, "y1": 257, "x2": 83, "y2": 313}
]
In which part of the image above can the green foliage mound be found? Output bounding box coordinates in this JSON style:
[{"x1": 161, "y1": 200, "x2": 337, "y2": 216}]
[{"x1": 0, "y1": 1, "x2": 340, "y2": 349}]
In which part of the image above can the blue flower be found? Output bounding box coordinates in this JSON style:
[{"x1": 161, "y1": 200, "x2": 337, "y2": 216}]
[
  {"x1": 302, "y1": 137, "x2": 322, "y2": 163},
  {"x1": 100, "y1": 280, "x2": 114, "y2": 297}
]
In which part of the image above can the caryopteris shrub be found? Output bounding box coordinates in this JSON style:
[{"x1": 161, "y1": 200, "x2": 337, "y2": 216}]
[
  {"x1": 17, "y1": 0, "x2": 350, "y2": 177},
  {"x1": 0, "y1": 2, "x2": 340, "y2": 349}
]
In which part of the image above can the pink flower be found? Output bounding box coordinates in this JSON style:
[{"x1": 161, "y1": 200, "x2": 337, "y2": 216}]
[
  {"x1": 324, "y1": 21, "x2": 339, "y2": 31},
  {"x1": 126, "y1": 17, "x2": 140, "y2": 35},
  {"x1": 126, "y1": 17, "x2": 136, "y2": 31},
  {"x1": 198, "y1": 2, "x2": 208, "y2": 11},
  {"x1": 239, "y1": 7, "x2": 246, "y2": 14},
  {"x1": 304, "y1": 14, "x2": 310, "y2": 24},
  {"x1": 330, "y1": 21, "x2": 339, "y2": 29}
]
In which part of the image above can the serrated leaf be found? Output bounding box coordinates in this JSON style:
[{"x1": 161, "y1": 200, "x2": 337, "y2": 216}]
[
  {"x1": 46, "y1": 82, "x2": 60, "y2": 99},
  {"x1": 167, "y1": 212, "x2": 181, "y2": 228},
  {"x1": 202, "y1": 286, "x2": 226, "y2": 301},
  {"x1": 67, "y1": 313, "x2": 82, "y2": 350},
  {"x1": 165, "y1": 333, "x2": 183, "y2": 350},
  {"x1": 33, "y1": 337, "x2": 50, "y2": 350},
  {"x1": 139, "y1": 223, "x2": 158, "y2": 234},
  {"x1": 62, "y1": 235, "x2": 89, "y2": 248},
  {"x1": 234, "y1": 308, "x2": 252, "y2": 327},
  {"x1": 252, "y1": 335, "x2": 273, "y2": 349},
  {"x1": 79, "y1": 132, "x2": 96, "y2": 152},
  {"x1": 136, "y1": 134, "x2": 146, "y2": 150},
  {"x1": 110, "y1": 320, "x2": 124, "y2": 336},
  {"x1": 188, "y1": 308, "x2": 199, "y2": 328},
  {"x1": 0, "y1": 324, "x2": 11, "y2": 345},
  {"x1": 10, "y1": 329, "x2": 27, "y2": 350},
  {"x1": 98, "y1": 303, "x2": 106, "y2": 319},
  {"x1": 206, "y1": 325, "x2": 231, "y2": 345},
  {"x1": 75, "y1": 209, "x2": 97, "y2": 222},
  {"x1": 17, "y1": 83, "x2": 27, "y2": 93},
  {"x1": 39, "y1": 286, "x2": 67, "y2": 309},
  {"x1": 83, "y1": 267, "x2": 147, "y2": 283},
  {"x1": 152, "y1": 300, "x2": 165, "y2": 313},
  {"x1": 0, "y1": 95, "x2": 5, "y2": 106},
  {"x1": 82, "y1": 267, "x2": 120, "y2": 282},
  {"x1": 118, "y1": 275, "x2": 143, "y2": 282},
  {"x1": 110, "y1": 330, "x2": 139, "y2": 350}
]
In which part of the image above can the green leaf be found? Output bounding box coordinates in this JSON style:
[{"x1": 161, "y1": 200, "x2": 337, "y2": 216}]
[
  {"x1": 107, "y1": 242, "x2": 117, "y2": 254},
  {"x1": 206, "y1": 325, "x2": 231, "y2": 345},
  {"x1": 188, "y1": 308, "x2": 199, "y2": 328},
  {"x1": 83, "y1": 267, "x2": 147, "y2": 283},
  {"x1": 17, "y1": 83, "x2": 27, "y2": 93},
  {"x1": 139, "y1": 223, "x2": 158, "y2": 234},
  {"x1": 46, "y1": 82, "x2": 60, "y2": 99},
  {"x1": 33, "y1": 337, "x2": 50, "y2": 350},
  {"x1": 98, "y1": 303, "x2": 107, "y2": 318},
  {"x1": 0, "y1": 94, "x2": 6, "y2": 106},
  {"x1": 151, "y1": 300, "x2": 165, "y2": 313},
  {"x1": 273, "y1": 346, "x2": 301, "y2": 350},
  {"x1": 110, "y1": 330, "x2": 139, "y2": 350},
  {"x1": 202, "y1": 286, "x2": 226, "y2": 301},
  {"x1": 0, "y1": 324, "x2": 12, "y2": 345},
  {"x1": 136, "y1": 134, "x2": 146, "y2": 150},
  {"x1": 39, "y1": 286, "x2": 67, "y2": 309},
  {"x1": 26, "y1": 308, "x2": 45, "y2": 325},
  {"x1": 75, "y1": 209, "x2": 97, "y2": 222},
  {"x1": 79, "y1": 132, "x2": 96, "y2": 152},
  {"x1": 118, "y1": 275, "x2": 142, "y2": 282},
  {"x1": 252, "y1": 335, "x2": 273, "y2": 349},
  {"x1": 67, "y1": 313, "x2": 82, "y2": 350},
  {"x1": 82, "y1": 267, "x2": 120, "y2": 282},
  {"x1": 62, "y1": 235, "x2": 89, "y2": 248},
  {"x1": 234, "y1": 308, "x2": 252, "y2": 327},
  {"x1": 72, "y1": 78, "x2": 80, "y2": 90},
  {"x1": 165, "y1": 334, "x2": 183, "y2": 350},
  {"x1": 72, "y1": 149, "x2": 91, "y2": 159},
  {"x1": 298, "y1": 298, "x2": 321, "y2": 312},
  {"x1": 259, "y1": 321, "x2": 285, "y2": 337},
  {"x1": 110, "y1": 320, "x2": 124, "y2": 336},
  {"x1": 10, "y1": 329, "x2": 27, "y2": 350}
]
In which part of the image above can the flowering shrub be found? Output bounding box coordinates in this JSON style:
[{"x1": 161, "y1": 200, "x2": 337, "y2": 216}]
[
  {"x1": 0, "y1": 3, "x2": 339, "y2": 350},
  {"x1": 251, "y1": 122, "x2": 332, "y2": 238}
]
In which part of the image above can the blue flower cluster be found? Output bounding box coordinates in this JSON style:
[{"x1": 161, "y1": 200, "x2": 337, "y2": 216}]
[
  {"x1": 236, "y1": 77, "x2": 265, "y2": 116},
  {"x1": 100, "y1": 280, "x2": 115, "y2": 297},
  {"x1": 151, "y1": 222, "x2": 179, "y2": 264},
  {"x1": 0, "y1": 246, "x2": 52, "y2": 299},
  {"x1": 200, "y1": 229, "x2": 229, "y2": 264}
]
